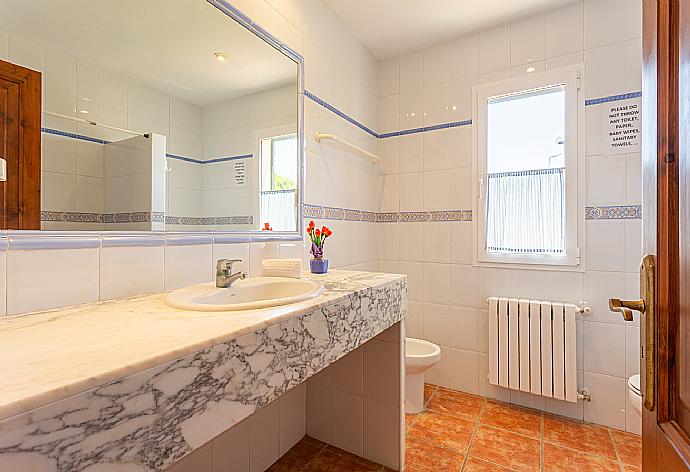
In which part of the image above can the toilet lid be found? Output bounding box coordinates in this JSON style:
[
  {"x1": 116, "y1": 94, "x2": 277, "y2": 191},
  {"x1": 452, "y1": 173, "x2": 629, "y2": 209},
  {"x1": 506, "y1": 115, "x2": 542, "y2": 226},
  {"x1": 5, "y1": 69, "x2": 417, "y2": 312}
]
[{"x1": 628, "y1": 374, "x2": 641, "y2": 395}]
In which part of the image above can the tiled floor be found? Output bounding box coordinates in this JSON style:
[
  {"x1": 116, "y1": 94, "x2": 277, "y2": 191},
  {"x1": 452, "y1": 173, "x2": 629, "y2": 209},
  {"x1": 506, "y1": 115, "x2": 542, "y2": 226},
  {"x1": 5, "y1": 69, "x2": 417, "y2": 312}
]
[
  {"x1": 405, "y1": 384, "x2": 642, "y2": 472},
  {"x1": 270, "y1": 384, "x2": 642, "y2": 471}
]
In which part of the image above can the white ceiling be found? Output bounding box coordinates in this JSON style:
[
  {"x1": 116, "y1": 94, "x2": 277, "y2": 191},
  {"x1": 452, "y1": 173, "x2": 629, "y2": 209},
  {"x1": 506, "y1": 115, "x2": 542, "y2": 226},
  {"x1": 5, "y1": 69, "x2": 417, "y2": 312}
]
[
  {"x1": 0, "y1": 0, "x2": 297, "y2": 107},
  {"x1": 325, "y1": 0, "x2": 579, "y2": 59}
]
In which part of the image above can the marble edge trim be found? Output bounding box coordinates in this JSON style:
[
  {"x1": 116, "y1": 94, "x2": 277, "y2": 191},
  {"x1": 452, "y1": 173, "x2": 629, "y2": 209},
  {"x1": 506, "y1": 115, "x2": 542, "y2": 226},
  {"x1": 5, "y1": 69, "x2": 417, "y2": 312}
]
[{"x1": 0, "y1": 273, "x2": 405, "y2": 421}]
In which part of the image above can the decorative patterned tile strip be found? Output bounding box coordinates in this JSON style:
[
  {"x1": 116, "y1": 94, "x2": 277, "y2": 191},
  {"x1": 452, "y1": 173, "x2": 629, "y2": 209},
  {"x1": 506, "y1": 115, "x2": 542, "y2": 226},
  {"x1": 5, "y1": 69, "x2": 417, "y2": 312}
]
[
  {"x1": 151, "y1": 212, "x2": 165, "y2": 223},
  {"x1": 398, "y1": 211, "x2": 431, "y2": 222},
  {"x1": 585, "y1": 205, "x2": 642, "y2": 220},
  {"x1": 430, "y1": 210, "x2": 473, "y2": 222},
  {"x1": 304, "y1": 90, "x2": 380, "y2": 139},
  {"x1": 40, "y1": 211, "x2": 102, "y2": 223},
  {"x1": 343, "y1": 209, "x2": 362, "y2": 221},
  {"x1": 303, "y1": 204, "x2": 325, "y2": 218},
  {"x1": 166, "y1": 215, "x2": 253, "y2": 226},
  {"x1": 361, "y1": 211, "x2": 377, "y2": 222},
  {"x1": 376, "y1": 212, "x2": 400, "y2": 223},
  {"x1": 323, "y1": 206, "x2": 345, "y2": 220},
  {"x1": 585, "y1": 91, "x2": 642, "y2": 106}
]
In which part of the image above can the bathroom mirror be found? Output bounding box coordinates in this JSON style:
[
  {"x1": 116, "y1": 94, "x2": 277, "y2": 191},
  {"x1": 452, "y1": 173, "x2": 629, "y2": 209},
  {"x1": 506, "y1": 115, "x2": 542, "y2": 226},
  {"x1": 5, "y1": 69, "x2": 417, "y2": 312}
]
[{"x1": 0, "y1": 0, "x2": 301, "y2": 233}]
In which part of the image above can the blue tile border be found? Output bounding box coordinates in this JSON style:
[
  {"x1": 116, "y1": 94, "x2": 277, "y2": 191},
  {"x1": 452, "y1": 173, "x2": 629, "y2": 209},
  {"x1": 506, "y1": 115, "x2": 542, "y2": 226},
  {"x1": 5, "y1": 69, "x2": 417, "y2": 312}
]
[
  {"x1": 43, "y1": 128, "x2": 253, "y2": 164},
  {"x1": 304, "y1": 90, "x2": 380, "y2": 138},
  {"x1": 585, "y1": 91, "x2": 642, "y2": 106},
  {"x1": 379, "y1": 120, "x2": 473, "y2": 139}
]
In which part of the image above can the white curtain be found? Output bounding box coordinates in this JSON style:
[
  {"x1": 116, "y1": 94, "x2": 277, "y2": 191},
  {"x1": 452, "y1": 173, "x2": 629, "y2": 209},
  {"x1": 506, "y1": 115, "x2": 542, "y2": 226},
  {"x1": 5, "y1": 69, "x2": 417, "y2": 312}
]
[
  {"x1": 485, "y1": 168, "x2": 565, "y2": 254},
  {"x1": 260, "y1": 190, "x2": 296, "y2": 231}
]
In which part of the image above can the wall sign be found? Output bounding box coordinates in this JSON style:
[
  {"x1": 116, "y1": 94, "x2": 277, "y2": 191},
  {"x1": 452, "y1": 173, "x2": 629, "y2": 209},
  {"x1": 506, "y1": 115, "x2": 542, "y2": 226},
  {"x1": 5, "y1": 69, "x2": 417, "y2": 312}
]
[
  {"x1": 602, "y1": 98, "x2": 641, "y2": 154},
  {"x1": 234, "y1": 161, "x2": 246, "y2": 185}
]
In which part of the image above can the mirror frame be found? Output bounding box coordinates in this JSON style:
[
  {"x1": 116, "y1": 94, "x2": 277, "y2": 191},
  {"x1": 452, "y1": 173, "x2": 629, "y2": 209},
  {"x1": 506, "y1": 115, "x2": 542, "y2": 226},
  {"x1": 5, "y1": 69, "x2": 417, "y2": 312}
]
[{"x1": 0, "y1": 0, "x2": 305, "y2": 250}]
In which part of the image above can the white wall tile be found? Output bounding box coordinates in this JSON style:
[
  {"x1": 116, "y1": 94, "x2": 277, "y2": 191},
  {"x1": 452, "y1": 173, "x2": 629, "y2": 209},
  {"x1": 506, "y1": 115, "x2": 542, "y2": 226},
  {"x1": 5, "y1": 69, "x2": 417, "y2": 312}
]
[
  {"x1": 584, "y1": 43, "x2": 627, "y2": 99},
  {"x1": 546, "y1": 2, "x2": 584, "y2": 59},
  {"x1": 422, "y1": 170, "x2": 449, "y2": 210},
  {"x1": 423, "y1": 263, "x2": 450, "y2": 304},
  {"x1": 449, "y1": 306, "x2": 478, "y2": 350},
  {"x1": 213, "y1": 418, "x2": 250, "y2": 472},
  {"x1": 426, "y1": 345, "x2": 451, "y2": 387},
  {"x1": 626, "y1": 0, "x2": 643, "y2": 39},
  {"x1": 399, "y1": 51, "x2": 423, "y2": 93},
  {"x1": 45, "y1": 49, "x2": 76, "y2": 96},
  {"x1": 100, "y1": 245, "x2": 164, "y2": 300},
  {"x1": 586, "y1": 155, "x2": 626, "y2": 205},
  {"x1": 450, "y1": 264, "x2": 479, "y2": 307},
  {"x1": 450, "y1": 34, "x2": 479, "y2": 80},
  {"x1": 330, "y1": 346, "x2": 364, "y2": 395},
  {"x1": 249, "y1": 400, "x2": 280, "y2": 472},
  {"x1": 422, "y1": 222, "x2": 450, "y2": 263},
  {"x1": 583, "y1": 371, "x2": 627, "y2": 429},
  {"x1": 584, "y1": 270, "x2": 627, "y2": 324},
  {"x1": 585, "y1": 220, "x2": 626, "y2": 272},
  {"x1": 306, "y1": 380, "x2": 331, "y2": 443},
  {"x1": 423, "y1": 303, "x2": 451, "y2": 346},
  {"x1": 478, "y1": 26, "x2": 510, "y2": 74},
  {"x1": 164, "y1": 244, "x2": 213, "y2": 290},
  {"x1": 8, "y1": 35, "x2": 45, "y2": 72},
  {"x1": 423, "y1": 43, "x2": 451, "y2": 87},
  {"x1": 363, "y1": 399, "x2": 399, "y2": 469},
  {"x1": 450, "y1": 348, "x2": 479, "y2": 394},
  {"x1": 363, "y1": 339, "x2": 400, "y2": 406},
  {"x1": 398, "y1": 222, "x2": 423, "y2": 262},
  {"x1": 510, "y1": 15, "x2": 546, "y2": 66},
  {"x1": 330, "y1": 389, "x2": 364, "y2": 456},
  {"x1": 278, "y1": 384, "x2": 305, "y2": 455},
  {"x1": 422, "y1": 84, "x2": 450, "y2": 126},
  {"x1": 7, "y1": 248, "x2": 99, "y2": 315},
  {"x1": 584, "y1": 0, "x2": 627, "y2": 49},
  {"x1": 584, "y1": 321, "x2": 626, "y2": 377}
]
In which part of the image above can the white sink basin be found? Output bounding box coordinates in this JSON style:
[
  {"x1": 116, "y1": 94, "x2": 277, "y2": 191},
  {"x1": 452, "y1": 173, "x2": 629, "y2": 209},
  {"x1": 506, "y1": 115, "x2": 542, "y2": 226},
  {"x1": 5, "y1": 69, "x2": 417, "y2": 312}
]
[{"x1": 165, "y1": 277, "x2": 324, "y2": 311}]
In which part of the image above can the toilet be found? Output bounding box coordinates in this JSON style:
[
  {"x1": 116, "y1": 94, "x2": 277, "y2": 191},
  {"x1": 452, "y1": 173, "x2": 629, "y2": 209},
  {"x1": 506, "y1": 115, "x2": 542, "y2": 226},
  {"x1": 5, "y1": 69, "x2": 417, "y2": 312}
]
[
  {"x1": 628, "y1": 374, "x2": 642, "y2": 417},
  {"x1": 405, "y1": 338, "x2": 442, "y2": 413}
]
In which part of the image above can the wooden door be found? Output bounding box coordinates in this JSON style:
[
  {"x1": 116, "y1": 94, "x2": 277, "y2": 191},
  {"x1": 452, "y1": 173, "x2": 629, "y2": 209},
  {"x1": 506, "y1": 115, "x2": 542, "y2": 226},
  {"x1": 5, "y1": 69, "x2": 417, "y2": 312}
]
[
  {"x1": 0, "y1": 58, "x2": 41, "y2": 229},
  {"x1": 640, "y1": 0, "x2": 690, "y2": 468}
]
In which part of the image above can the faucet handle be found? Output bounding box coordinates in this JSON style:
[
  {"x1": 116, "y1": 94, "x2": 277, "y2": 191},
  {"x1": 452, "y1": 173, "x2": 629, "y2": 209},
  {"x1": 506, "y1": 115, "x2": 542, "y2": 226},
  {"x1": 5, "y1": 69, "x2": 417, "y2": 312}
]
[{"x1": 216, "y1": 258, "x2": 242, "y2": 271}]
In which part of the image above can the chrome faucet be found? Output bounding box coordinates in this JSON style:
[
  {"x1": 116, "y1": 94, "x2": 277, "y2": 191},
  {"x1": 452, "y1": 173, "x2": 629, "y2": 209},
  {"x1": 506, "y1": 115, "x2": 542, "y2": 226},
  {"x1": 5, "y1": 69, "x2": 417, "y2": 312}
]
[{"x1": 216, "y1": 259, "x2": 247, "y2": 288}]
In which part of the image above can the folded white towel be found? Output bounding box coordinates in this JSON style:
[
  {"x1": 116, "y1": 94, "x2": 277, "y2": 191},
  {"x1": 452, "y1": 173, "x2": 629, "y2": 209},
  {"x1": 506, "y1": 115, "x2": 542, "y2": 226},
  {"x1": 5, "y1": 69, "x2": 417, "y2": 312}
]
[{"x1": 261, "y1": 258, "x2": 303, "y2": 278}]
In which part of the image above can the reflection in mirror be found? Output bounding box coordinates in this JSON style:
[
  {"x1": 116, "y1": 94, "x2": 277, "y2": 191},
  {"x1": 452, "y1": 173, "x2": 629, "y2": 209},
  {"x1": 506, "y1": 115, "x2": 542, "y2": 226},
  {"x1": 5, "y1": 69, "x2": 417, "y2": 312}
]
[{"x1": 0, "y1": 0, "x2": 300, "y2": 232}]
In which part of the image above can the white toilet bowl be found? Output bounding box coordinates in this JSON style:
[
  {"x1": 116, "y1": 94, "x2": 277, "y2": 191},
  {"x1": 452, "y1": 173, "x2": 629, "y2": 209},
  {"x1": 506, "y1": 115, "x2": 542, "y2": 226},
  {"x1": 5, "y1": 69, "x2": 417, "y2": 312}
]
[
  {"x1": 405, "y1": 338, "x2": 442, "y2": 413},
  {"x1": 628, "y1": 374, "x2": 642, "y2": 417}
]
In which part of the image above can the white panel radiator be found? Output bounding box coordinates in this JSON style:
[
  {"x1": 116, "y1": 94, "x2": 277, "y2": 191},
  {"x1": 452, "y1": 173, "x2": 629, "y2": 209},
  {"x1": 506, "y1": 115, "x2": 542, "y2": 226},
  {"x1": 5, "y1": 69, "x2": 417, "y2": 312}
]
[{"x1": 488, "y1": 297, "x2": 578, "y2": 402}]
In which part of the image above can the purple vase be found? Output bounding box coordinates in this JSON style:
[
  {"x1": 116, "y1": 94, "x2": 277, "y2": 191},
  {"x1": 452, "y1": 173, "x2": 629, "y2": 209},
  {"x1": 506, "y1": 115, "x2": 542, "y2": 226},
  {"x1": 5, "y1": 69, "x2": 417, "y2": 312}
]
[{"x1": 310, "y1": 258, "x2": 329, "y2": 274}]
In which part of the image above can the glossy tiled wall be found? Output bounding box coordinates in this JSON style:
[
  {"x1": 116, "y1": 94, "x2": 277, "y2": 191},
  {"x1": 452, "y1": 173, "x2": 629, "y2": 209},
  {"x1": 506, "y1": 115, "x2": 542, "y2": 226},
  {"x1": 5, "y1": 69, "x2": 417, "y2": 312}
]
[{"x1": 377, "y1": 0, "x2": 643, "y2": 433}]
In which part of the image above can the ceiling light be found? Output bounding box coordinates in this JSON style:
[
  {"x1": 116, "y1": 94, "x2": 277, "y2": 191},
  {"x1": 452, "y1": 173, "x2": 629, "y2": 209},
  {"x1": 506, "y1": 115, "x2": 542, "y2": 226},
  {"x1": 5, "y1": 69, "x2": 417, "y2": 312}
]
[
  {"x1": 79, "y1": 110, "x2": 89, "y2": 114},
  {"x1": 526, "y1": 67, "x2": 536, "y2": 73},
  {"x1": 213, "y1": 52, "x2": 228, "y2": 62}
]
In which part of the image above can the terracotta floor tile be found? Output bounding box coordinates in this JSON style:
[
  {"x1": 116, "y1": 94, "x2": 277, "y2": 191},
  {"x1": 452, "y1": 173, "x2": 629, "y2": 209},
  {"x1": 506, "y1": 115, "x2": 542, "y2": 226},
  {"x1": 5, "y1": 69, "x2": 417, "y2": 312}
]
[
  {"x1": 463, "y1": 457, "x2": 517, "y2": 471},
  {"x1": 426, "y1": 387, "x2": 485, "y2": 422},
  {"x1": 468, "y1": 425, "x2": 541, "y2": 472},
  {"x1": 303, "y1": 450, "x2": 381, "y2": 471},
  {"x1": 406, "y1": 413, "x2": 416, "y2": 432},
  {"x1": 405, "y1": 438, "x2": 464, "y2": 472},
  {"x1": 267, "y1": 437, "x2": 325, "y2": 471},
  {"x1": 543, "y1": 415, "x2": 617, "y2": 459},
  {"x1": 610, "y1": 429, "x2": 642, "y2": 468},
  {"x1": 408, "y1": 409, "x2": 475, "y2": 453},
  {"x1": 326, "y1": 445, "x2": 386, "y2": 469},
  {"x1": 623, "y1": 466, "x2": 642, "y2": 472},
  {"x1": 543, "y1": 443, "x2": 620, "y2": 472},
  {"x1": 480, "y1": 400, "x2": 542, "y2": 439}
]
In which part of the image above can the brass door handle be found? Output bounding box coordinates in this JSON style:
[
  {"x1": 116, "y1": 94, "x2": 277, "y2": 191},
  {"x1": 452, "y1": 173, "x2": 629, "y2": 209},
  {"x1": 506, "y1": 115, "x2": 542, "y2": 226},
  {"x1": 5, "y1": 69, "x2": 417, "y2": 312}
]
[{"x1": 608, "y1": 298, "x2": 646, "y2": 321}]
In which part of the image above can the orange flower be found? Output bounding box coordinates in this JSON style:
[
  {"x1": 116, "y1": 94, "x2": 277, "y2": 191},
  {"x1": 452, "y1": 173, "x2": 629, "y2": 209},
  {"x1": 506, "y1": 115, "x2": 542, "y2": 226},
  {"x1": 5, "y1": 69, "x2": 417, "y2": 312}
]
[
  {"x1": 307, "y1": 227, "x2": 312, "y2": 234},
  {"x1": 309, "y1": 221, "x2": 315, "y2": 228},
  {"x1": 326, "y1": 229, "x2": 332, "y2": 236},
  {"x1": 315, "y1": 229, "x2": 321, "y2": 237},
  {"x1": 322, "y1": 226, "x2": 328, "y2": 234}
]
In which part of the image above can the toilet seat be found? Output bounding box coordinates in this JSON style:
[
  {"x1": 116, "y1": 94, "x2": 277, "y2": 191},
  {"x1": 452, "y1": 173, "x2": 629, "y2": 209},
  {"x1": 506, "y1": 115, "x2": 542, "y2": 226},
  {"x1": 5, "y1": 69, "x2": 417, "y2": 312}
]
[{"x1": 628, "y1": 374, "x2": 641, "y2": 397}]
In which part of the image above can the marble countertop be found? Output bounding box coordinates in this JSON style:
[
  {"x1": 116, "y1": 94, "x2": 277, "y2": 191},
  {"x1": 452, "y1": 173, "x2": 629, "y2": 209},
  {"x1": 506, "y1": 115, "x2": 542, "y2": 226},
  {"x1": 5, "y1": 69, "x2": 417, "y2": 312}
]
[{"x1": 0, "y1": 270, "x2": 404, "y2": 421}]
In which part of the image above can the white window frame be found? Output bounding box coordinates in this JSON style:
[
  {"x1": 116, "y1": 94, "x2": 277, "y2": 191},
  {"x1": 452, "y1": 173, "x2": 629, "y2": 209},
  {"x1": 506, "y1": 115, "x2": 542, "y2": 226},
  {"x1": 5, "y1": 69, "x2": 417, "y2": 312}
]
[{"x1": 472, "y1": 65, "x2": 585, "y2": 269}]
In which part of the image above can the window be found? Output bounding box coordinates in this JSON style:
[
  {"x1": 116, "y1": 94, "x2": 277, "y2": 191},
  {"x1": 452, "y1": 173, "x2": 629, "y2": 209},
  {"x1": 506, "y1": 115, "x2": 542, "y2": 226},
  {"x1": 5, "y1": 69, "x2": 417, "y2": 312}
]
[
  {"x1": 473, "y1": 67, "x2": 583, "y2": 267},
  {"x1": 257, "y1": 128, "x2": 298, "y2": 232}
]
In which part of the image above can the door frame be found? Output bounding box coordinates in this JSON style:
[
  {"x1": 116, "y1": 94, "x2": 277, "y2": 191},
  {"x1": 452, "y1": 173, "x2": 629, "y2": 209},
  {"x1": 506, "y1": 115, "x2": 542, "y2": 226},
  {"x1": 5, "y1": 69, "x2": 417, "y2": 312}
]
[
  {"x1": 643, "y1": 0, "x2": 690, "y2": 468},
  {"x1": 0, "y1": 58, "x2": 41, "y2": 229}
]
